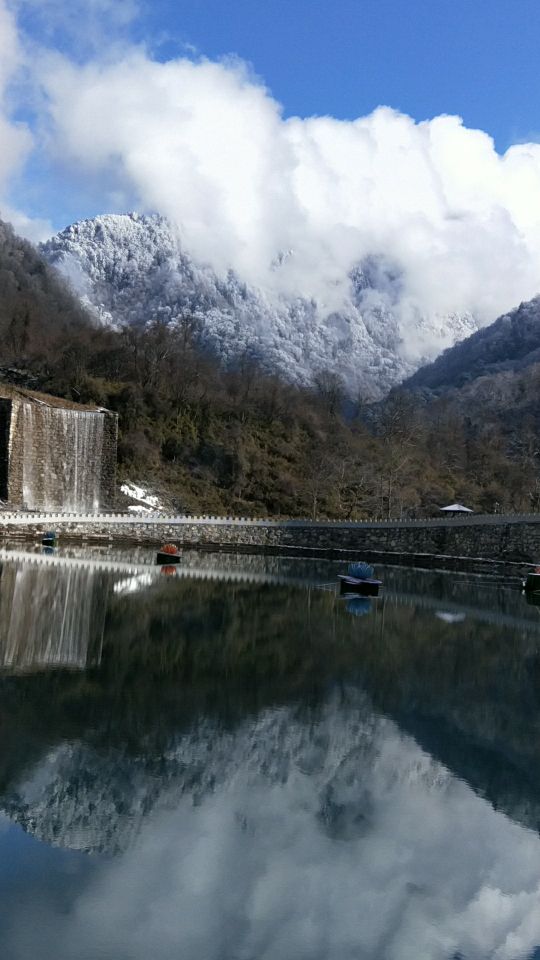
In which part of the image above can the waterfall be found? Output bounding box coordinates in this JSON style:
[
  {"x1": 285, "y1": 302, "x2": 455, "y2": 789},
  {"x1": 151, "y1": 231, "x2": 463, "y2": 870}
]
[
  {"x1": 0, "y1": 561, "x2": 107, "y2": 672},
  {"x1": 18, "y1": 402, "x2": 105, "y2": 512}
]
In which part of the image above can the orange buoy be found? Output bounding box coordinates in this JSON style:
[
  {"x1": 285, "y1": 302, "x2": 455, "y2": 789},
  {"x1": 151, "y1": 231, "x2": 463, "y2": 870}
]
[
  {"x1": 160, "y1": 543, "x2": 179, "y2": 555},
  {"x1": 156, "y1": 543, "x2": 182, "y2": 565}
]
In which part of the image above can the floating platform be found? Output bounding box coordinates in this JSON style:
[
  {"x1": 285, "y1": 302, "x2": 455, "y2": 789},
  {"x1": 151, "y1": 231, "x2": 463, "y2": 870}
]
[
  {"x1": 524, "y1": 571, "x2": 540, "y2": 593},
  {"x1": 156, "y1": 552, "x2": 181, "y2": 565},
  {"x1": 156, "y1": 543, "x2": 182, "y2": 565},
  {"x1": 338, "y1": 575, "x2": 382, "y2": 597}
]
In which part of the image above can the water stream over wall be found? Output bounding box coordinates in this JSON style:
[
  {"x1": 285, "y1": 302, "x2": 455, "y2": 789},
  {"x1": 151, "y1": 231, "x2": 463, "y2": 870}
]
[{"x1": 19, "y1": 403, "x2": 105, "y2": 511}]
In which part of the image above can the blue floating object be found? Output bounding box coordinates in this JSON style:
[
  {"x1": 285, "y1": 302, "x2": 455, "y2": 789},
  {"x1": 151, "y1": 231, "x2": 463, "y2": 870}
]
[
  {"x1": 348, "y1": 561, "x2": 374, "y2": 580},
  {"x1": 346, "y1": 597, "x2": 372, "y2": 617}
]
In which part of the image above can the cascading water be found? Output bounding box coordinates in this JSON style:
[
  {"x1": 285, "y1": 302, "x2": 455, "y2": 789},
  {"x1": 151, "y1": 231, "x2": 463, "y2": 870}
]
[{"x1": 18, "y1": 402, "x2": 105, "y2": 512}]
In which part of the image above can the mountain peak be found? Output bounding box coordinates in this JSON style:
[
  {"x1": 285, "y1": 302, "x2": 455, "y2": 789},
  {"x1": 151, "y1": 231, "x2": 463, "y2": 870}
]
[{"x1": 41, "y1": 213, "x2": 479, "y2": 398}]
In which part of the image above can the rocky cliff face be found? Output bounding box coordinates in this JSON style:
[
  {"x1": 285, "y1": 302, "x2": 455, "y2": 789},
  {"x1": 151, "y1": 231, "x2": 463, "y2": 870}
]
[{"x1": 41, "y1": 214, "x2": 478, "y2": 398}]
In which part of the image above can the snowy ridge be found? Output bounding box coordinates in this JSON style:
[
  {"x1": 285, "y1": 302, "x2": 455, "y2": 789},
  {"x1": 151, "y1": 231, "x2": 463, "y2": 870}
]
[{"x1": 41, "y1": 214, "x2": 478, "y2": 398}]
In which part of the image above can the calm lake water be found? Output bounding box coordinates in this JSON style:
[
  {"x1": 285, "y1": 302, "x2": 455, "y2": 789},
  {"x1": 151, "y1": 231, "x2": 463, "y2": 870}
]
[{"x1": 0, "y1": 546, "x2": 539, "y2": 960}]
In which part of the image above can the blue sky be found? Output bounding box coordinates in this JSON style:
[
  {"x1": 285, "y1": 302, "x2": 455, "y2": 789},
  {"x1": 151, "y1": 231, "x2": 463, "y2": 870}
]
[{"x1": 129, "y1": 0, "x2": 539, "y2": 150}]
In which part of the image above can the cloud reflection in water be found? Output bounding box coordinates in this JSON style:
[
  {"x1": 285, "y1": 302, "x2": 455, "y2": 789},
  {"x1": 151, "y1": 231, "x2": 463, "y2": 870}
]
[{"x1": 1, "y1": 695, "x2": 540, "y2": 960}]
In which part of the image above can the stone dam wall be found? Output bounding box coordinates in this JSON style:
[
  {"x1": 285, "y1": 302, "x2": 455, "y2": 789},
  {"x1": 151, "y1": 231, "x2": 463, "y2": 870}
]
[
  {"x1": 2, "y1": 512, "x2": 540, "y2": 568},
  {"x1": 0, "y1": 393, "x2": 117, "y2": 511}
]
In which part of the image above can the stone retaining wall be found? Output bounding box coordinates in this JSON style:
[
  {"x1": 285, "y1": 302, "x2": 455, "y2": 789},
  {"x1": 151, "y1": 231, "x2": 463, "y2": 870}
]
[{"x1": 0, "y1": 514, "x2": 539, "y2": 566}]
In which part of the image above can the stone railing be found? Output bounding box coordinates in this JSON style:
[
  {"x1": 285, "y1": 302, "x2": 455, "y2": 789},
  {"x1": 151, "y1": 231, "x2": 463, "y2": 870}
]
[
  {"x1": 0, "y1": 510, "x2": 538, "y2": 564},
  {"x1": 0, "y1": 510, "x2": 540, "y2": 528}
]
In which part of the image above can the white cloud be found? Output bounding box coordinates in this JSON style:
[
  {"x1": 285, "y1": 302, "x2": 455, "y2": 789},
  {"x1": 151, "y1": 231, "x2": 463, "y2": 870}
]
[
  {"x1": 12, "y1": 0, "x2": 140, "y2": 57},
  {"x1": 3, "y1": 2, "x2": 540, "y2": 356},
  {"x1": 0, "y1": 1, "x2": 52, "y2": 239},
  {"x1": 30, "y1": 44, "x2": 540, "y2": 356},
  {"x1": 1, "y1": 202, "x2": 52, "y2": 241},
  {"x1": 0, "y1": 0, "x2": 32, "y2": 205}
]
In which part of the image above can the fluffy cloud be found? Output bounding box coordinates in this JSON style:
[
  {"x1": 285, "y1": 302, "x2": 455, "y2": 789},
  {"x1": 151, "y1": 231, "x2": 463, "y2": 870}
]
[
  {"x1": 0, "y1": 1, "x2": 32, "y2": 209},
  {"x1": 32, "y1": 45, "x2": 540, "y2": 352},
  {"x1": 4, "y1": 2, "x2": 540, "y2": 353},
  {"x1": 12, "y1": 0, "x2": 140, "y2": 54},
  {"x1": 0, "y1": 1, "x2": 52, "y2": 239}
]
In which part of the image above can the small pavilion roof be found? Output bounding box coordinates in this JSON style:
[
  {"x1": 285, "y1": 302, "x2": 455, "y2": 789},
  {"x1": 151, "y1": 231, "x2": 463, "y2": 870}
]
[{"x1": 440, "y1": 503, "x2": 473, "y2": 513}]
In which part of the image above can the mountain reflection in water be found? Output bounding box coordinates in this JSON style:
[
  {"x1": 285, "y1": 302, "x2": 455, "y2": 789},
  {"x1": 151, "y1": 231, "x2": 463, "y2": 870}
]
[{"x1": 0, "y1": 549, "x2": 539, "y2": 959}]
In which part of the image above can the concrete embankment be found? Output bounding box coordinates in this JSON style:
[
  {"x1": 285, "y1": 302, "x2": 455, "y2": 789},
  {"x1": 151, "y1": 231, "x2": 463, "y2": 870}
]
[{"x1": 0, "y1": 512, "x2": 539, "y2": 571}]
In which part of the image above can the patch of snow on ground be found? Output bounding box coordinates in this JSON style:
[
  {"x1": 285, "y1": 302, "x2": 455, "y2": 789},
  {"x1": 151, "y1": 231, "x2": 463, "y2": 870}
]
[{"x1": 120, "y1": 482, "x2": 163, "y2": 511}]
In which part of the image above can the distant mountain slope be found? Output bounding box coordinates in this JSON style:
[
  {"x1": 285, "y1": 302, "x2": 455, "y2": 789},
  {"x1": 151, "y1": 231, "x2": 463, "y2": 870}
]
[
  {"x1": 41, "y1": 213, "x2": 478, "y2": 398},
  {"x1": 404, "y1": 296, "x2": 540, "y2": 394}
]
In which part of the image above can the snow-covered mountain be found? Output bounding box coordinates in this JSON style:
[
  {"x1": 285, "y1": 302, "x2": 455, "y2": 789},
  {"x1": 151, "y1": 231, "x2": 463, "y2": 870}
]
[{"x1": 41, "y1": 214, "x2": 478, "y2": 398}]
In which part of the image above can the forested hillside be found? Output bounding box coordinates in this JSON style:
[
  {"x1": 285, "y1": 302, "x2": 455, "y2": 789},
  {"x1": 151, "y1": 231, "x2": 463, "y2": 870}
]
[
  {"x1": 404, "y1": 296, "x2": 540, "y2": 394},
  {"x1": 0, "y1": 220, "x2": 93, "y2": 363},
  {"x1": 0, "y1": 217, "x2": 539, "y2": 518}
]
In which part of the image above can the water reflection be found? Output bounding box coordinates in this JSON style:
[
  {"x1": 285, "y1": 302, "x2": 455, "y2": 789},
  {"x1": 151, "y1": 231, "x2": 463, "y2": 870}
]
[
  {"x1": 0, "y1": 557, "x2": 110, "y2": 673},
  {"x1": 0, "y1": 549, "x2": 538, "y2": 959},
  {"x1": 345, "y1": 596, "x2": 372, "y2": 616},
  {"x1": 435, "y1": 610, "x2": 467, "y2": 623}
]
